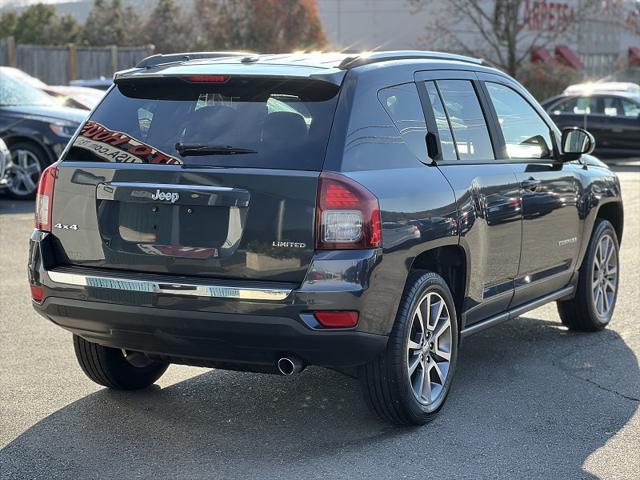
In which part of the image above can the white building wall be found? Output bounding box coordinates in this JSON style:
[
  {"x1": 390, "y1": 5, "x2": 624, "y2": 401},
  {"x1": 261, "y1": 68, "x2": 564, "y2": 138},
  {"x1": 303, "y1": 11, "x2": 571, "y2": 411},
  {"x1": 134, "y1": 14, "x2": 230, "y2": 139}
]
[{"x1": 316, "y1": 0, "x2": 431, "y2": 50}]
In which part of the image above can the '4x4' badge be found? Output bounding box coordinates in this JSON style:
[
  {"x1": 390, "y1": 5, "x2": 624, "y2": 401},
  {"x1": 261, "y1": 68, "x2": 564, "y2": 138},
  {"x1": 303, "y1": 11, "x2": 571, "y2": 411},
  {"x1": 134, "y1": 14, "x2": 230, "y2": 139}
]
[{"x1": 54, "y1": 223, "x2": 79, "y2": 231}]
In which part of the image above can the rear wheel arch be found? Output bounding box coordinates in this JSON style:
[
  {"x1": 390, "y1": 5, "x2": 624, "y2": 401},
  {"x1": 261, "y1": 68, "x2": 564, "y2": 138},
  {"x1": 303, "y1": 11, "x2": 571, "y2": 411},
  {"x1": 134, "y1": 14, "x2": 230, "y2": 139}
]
[
  {"x1": 4, "y1": 135, "x2": 55, "y2": 164},
  {"x1": 409, "y1": 245, "x2": 467, "y2": 324}
]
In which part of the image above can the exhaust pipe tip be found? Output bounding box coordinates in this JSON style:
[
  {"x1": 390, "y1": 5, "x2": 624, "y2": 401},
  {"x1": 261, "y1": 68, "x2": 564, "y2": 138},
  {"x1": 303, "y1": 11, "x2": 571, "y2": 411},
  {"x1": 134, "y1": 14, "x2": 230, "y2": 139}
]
[{"x1": 277, "y1": 356, "x2": 304, "y2": 375}]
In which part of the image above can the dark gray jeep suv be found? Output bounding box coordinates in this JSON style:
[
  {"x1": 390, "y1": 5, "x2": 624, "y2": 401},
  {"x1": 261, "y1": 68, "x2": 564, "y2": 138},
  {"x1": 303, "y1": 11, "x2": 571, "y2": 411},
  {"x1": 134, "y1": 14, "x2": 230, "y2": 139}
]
[{"x1": 29, "y1": 51, "x2": 623, "y2": 425}]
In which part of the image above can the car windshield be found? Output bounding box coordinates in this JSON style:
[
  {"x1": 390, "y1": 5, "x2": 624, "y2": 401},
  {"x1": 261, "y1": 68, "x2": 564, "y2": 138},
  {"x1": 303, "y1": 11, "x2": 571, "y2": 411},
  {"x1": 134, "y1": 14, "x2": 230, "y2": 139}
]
[
  {"x1": 0, "y1": 72, "x2": 58, "y2": 107},
  {"x1": 62, "y1": 76, "x2": 340, "y2": 170}
]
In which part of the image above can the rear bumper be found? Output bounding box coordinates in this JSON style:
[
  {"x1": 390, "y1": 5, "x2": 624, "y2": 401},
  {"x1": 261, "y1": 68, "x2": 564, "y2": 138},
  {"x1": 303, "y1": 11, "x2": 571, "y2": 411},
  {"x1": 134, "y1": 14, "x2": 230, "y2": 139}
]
[
  {"x1": 33, "y1": 297, "x2": 386, "y2": 368},
  {"x1": 29, "y1": 230, "x2": 388, "y2": 369}
]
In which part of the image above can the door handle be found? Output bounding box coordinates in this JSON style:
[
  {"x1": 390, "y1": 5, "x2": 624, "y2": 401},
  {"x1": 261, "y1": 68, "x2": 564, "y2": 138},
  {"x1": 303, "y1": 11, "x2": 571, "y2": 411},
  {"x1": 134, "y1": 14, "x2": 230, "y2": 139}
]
[{"x1": 521, "y1": 178, "x2": 541, "y2": 191}]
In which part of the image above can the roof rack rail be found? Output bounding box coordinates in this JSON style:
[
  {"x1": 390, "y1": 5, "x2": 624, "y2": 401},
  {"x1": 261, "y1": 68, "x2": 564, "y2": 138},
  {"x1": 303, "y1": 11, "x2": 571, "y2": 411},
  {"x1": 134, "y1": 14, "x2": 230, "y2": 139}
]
[
  {"x1": 136, "y1": 51, "x2": 253, "y2": 69},
  {"x1": 338, "y1": 50, "x2": 483, "y2": 69}
]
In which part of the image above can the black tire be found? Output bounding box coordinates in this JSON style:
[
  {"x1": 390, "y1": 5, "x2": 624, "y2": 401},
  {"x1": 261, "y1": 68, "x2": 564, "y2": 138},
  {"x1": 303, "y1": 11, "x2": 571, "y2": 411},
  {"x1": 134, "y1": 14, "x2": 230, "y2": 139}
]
[
  {"x1": 557, "y1": 219, "x2": 620, "y2": 331},
  {"x1": 5, "y1": 141, "x2": 49, "y2": 200},
  {"x1": 73, "y1": 335, "x2": 169, "y2": 390},
  {"x1": 360, "y1": 271, "x2": 459, "y2": 425}
]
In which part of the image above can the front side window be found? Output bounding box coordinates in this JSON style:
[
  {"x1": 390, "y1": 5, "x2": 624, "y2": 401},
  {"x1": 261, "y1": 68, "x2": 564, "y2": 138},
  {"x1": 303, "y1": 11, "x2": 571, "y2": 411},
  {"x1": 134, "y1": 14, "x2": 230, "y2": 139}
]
[
  {"x1": 485, "y1": 82, "x2": 553, "y2": 159},
  {"x1": 435, "y1": 80, "x2": 494, "y2": 161},
  {"x1": 378, "y1": 83, "x2": 428, "y2": 162}
]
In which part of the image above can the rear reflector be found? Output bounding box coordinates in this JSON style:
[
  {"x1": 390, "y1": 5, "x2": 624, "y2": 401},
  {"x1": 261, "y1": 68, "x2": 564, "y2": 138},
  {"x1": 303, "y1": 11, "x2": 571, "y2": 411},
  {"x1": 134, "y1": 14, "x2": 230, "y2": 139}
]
[
  {"x1": 314, "y1": 311, "x2": 359, "y2": 328},
  {"x1": 316, "y1": 172, "x2": 381, "y2": 250},
  {"x1": 183, "y1": 75, "x2": 229, "y2": 83},
  {"x1": 35, "y1": 164, "x2": 58, "y2": 232},
  {"x1": 30, "y1": 285, "x2": 44, "y2": 303}
]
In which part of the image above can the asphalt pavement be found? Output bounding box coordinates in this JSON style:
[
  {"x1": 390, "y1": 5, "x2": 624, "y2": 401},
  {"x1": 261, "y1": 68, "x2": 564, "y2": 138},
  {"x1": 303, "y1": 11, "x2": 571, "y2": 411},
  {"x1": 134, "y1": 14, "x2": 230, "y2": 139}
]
[{"x1": 0, "y1": 166, "x2": 638, "y2": 479}]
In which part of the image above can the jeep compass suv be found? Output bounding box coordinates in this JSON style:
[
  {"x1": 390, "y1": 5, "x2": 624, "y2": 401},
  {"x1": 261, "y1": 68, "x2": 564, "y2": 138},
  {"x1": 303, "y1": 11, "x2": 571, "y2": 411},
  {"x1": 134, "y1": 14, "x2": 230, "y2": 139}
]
[{"x1": 29, "y1": 51, "x2": 623, "y2": 425}]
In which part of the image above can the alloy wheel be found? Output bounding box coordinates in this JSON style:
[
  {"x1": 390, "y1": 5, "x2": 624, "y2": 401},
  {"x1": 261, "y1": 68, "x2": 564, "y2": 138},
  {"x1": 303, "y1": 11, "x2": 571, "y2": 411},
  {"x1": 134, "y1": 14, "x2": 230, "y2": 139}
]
[
  {"x1": 592, "y1": 233, "x2": 618, "y2": 318},
  {"x1": 6, "y1": 148, "x2": 42, "y2": 196},
  {"x1": 406, "y1": 291, "x2": 452, "y2": 405}
]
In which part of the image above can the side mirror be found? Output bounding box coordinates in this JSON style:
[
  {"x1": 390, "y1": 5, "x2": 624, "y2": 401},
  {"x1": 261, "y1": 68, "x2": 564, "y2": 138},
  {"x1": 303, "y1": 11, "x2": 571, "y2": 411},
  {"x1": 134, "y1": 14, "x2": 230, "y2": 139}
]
[{"x1": 560, "y1": 127, "x2": 595, "y2": 161}]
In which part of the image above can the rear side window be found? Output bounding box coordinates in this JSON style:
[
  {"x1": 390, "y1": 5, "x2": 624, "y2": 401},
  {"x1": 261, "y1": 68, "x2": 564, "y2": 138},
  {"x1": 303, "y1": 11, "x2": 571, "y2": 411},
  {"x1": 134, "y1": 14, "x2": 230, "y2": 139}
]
[
  {"x1": 63, "y1": 77, "x2": 340, "y2": 171},
  {"x1": 424, "y1": 81, "x2": 457, "y2": 161},
  {"x1": 435, "y1": 80, "x2": 494, "y2": 161},
  {"x1": 602, "y1": 96, "x2": 640, "y2": 117},
  {"x1": 378, "y1": 83, "x2": 428, "y2": 162},
  {"x1": 485, "y1": 82, "x2": 553, "y2": 160}
]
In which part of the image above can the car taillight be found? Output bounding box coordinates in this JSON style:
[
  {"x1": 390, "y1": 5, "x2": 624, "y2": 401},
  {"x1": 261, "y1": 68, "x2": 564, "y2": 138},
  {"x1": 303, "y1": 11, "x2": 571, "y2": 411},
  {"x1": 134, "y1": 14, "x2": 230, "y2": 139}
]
[
  {"x1": 315, "y1": 172, "x2": 382, "y2": 250},
  {"x1": 183, "y1": 75, "x2": 229, "y2": 83},
  {"x1": 35, "y1": 164, "x2": 58, "y2": 232},
  {"x1": 30, "y1": 285, "x2": 45, "y2": 303}
]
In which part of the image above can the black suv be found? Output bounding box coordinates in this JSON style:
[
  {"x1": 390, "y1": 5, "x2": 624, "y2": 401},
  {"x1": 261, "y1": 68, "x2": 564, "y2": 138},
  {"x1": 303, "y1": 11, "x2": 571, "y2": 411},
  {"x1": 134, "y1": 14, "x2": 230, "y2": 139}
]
[
  {"x1": 29, "y1": 51, "x2": 623, "y2": 425},
  {"x1": 541, "y1": 89, "x2": 640, "y2": 158}
]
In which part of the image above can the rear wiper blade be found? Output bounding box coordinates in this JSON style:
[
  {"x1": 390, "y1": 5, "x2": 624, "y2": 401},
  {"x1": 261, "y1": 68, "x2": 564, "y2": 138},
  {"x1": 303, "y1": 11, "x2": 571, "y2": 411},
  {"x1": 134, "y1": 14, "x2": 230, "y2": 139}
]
[{"x1": 175, "y1": 143, "x2": 257, "y2": 156}]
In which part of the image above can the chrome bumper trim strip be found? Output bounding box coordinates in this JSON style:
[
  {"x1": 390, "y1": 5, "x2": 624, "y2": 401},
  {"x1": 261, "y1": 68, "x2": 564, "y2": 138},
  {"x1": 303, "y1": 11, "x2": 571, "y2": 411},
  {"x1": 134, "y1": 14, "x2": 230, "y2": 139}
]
[{"x1": 47, "y1": 270, "x2": 291, "y2": 301}]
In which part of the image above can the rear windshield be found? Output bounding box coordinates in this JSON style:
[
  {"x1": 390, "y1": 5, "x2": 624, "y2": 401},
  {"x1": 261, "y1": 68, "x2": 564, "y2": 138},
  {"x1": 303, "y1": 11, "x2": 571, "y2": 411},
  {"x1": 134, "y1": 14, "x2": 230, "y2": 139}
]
[{"x1": 63, "y1": 77, "x2": 340, "y2": 170}]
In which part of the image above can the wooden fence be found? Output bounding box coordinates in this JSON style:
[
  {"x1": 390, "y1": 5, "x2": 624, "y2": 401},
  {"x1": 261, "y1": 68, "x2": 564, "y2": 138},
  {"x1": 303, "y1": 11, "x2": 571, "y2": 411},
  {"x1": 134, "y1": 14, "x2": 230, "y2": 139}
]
[{"x1": 0, "y1": 37, "x2": 153, "y2": 85}]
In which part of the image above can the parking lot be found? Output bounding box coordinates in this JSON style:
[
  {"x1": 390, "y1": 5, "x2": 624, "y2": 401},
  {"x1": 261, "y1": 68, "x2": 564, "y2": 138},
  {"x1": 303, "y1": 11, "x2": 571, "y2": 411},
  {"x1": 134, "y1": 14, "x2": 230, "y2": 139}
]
[{"x1": 0, "y1": 166, "x2": 638, "y2": 479}]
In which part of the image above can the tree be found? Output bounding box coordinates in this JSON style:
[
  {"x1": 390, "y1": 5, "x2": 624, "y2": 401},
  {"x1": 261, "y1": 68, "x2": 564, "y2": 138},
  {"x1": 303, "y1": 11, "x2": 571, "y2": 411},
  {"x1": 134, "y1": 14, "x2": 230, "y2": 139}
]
[
  {"x1": 250, "y1": 0, "x2": 327, "y2": 52},
  {"x1": 0, "y1": 10, "x2": 18, "y2": 39},
  {"x1": 83, "y1": 0, "x2": 142, "y2": 46},
  {"x1": 408, "y1": 0, "x2": 581, "y2": 77},
  {"x1": 3, "y1": 4, "x2": 81, "y2": 45},
  {"x1": 193, "y1": 0, "x2": 327, "y2": 52},
  {"x1": 143, "y1": 0, "x2": 191, "y2": 53}
]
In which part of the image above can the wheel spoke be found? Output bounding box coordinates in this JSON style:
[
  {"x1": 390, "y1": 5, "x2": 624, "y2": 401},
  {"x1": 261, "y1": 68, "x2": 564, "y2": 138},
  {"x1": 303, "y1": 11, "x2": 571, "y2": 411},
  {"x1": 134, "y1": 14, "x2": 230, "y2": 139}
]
[
  {"x1": 408, "y1": 354, "x2": 421, "y2": 375},
  {"x1": 594, "y1": 288, "x2": 602, "y2": 313},
  {"x1": 431, "y1": 361, "x2": 445, "y2": 385},
  {"x1": 25, "y1": 162, "x2": 41, "y2": 176},
  {"x1": 602, "y1": 288, "x2": 610, "y2": 312},
  {"x1": 421, "y1": 363, "x2": 432, "y2": 402},
  {"x1": 422, "y1": 294, "x2": 432, "y2": 331},
  {"x1": 17, "y1": 150, "x2": 29, "y2": 167},
  {"x1": 432, "y1": 315, "x2": 450, "y2": 342},
  {"x1": 429, "y1": 299, "x2": 444, "y2": 331},
  {"x1": 415, "y1": 306, "x2": 425, "y2": 336},
  {"x1": 433, "y1": 346, "x2": 451, "y2": 362},
  {"x1": 432, "y1": 318, "x2": 451, "y2": 361},
  {"x1": 605, "y1": 279, "x2": 616, "y2": 293},
  {"x1": 407, "y1": 339, "x2": 421, "y2": 351},
  {"x1": 20, "y1": 172, "x2": 36, "y2": 192},
  {"x1": 605, "y1": 238, "x2": 614, "y2": 265},
  {"x1": 414, "y1": 364, "x2": 425, "y2": 398}
]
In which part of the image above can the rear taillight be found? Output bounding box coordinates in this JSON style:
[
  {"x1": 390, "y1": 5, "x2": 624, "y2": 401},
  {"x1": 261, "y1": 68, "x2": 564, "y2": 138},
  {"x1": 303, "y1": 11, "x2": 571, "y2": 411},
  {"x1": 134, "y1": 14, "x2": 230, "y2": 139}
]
[
  {"x1": 315, "y1": 172, "x2": 381, "y2": 250},
  {"x1": 30, "y1": 285, "x2": 45, "y2": 303},
  {"x1": 35, "y1": 164, "x2": 58, "y2": 232}
]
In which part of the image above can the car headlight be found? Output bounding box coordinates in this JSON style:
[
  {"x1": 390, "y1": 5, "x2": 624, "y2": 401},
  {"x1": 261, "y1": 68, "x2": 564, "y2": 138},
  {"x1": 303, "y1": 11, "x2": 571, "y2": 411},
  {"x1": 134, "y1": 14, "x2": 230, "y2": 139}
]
[{"x1": 49, "y1": 122, "x2": 79, "y2": 138}]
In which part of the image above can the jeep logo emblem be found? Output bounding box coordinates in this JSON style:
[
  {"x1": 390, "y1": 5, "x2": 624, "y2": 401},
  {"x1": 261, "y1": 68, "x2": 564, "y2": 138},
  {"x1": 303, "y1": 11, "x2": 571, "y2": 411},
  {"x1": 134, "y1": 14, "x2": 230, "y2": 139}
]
[{"x1": 151, "y1": 189, "x2": 180, "y2": 203}]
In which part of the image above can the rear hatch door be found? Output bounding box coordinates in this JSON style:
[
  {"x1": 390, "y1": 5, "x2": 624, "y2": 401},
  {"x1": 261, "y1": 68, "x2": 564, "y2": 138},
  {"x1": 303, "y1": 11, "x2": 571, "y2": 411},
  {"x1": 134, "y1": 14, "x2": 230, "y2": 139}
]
[{"x1": 51, "y1": 74, "x2": 340, "y2": 282}]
